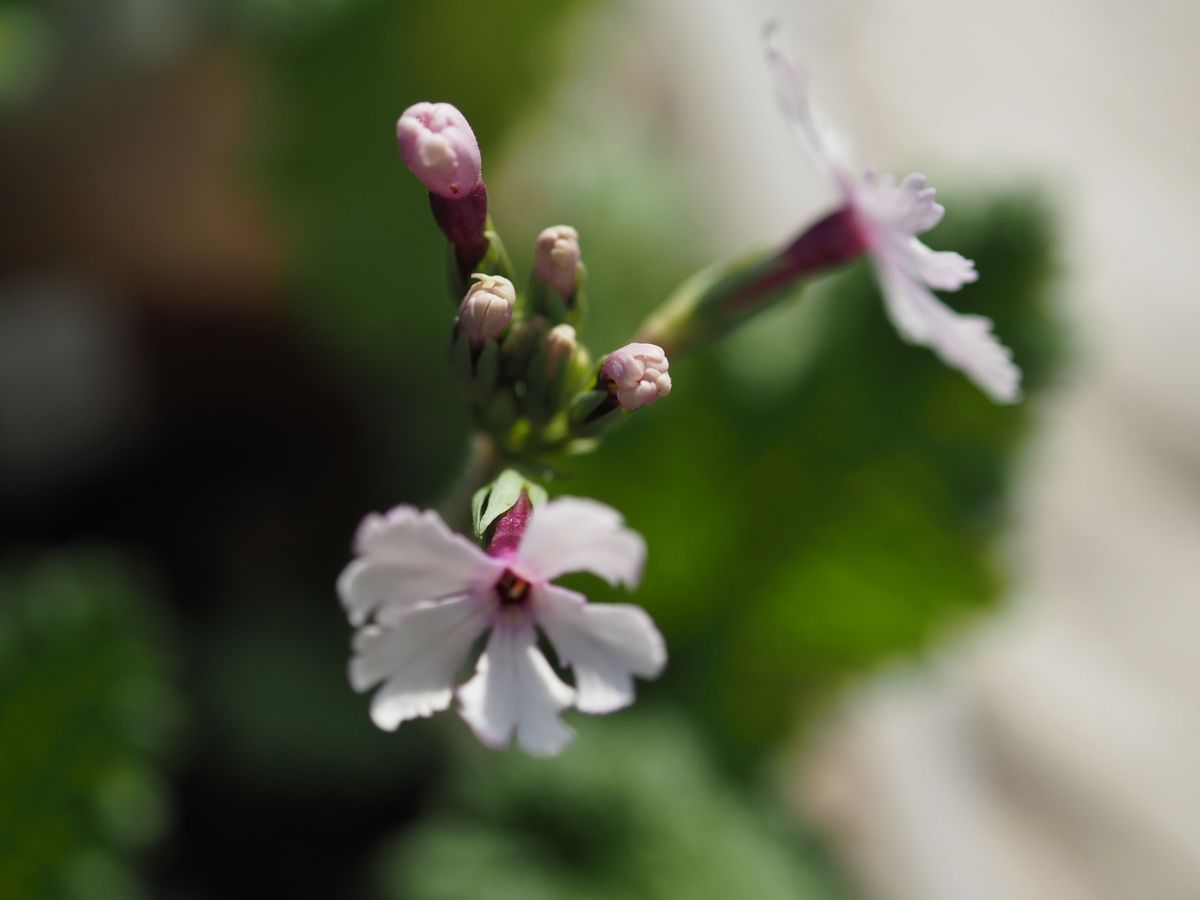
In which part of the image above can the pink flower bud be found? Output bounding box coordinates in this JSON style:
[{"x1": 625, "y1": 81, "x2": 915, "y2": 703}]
[
  {"x1": 534, "y1": 225, "x2": 581, "y2": 300},
  {"x1": 396, "y1": 102, "x2": 482, "y2": 199},
  {"x1": 601, "y1": 342, "x2": 672, "y2": 409},
  {"x1": 458, "y1": 274, "x2": 515, "y2": 345},
  {"x1": 486, "y1": 490, "x2": 532, "y2": 559}
]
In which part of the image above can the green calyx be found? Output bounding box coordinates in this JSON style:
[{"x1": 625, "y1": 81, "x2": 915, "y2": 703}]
[{"x1": 471, "y1": 468, "x2": 548, "y2": 540}]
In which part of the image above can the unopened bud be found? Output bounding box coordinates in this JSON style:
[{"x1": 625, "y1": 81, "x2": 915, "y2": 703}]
[
  {"x1": 601, "y1": 343, "x2": 672, "y2": 409},
  {"x1": 396, "y1": 102, "x2": 482, "y2": 199},
  {"x1": 458, "y1": 274, "x2": 515, "y2": 345},
  {"x1": 534, "y1": 225, "x2": 581, "y2": 300},
  {"x1": 543, "y1": 324, "x2": 577, "y2": 379}
]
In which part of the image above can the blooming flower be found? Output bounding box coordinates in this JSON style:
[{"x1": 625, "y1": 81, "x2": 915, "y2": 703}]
[
  {"x1": 396, "y1": 101, "x2": 482, "y2": 199},
  {"x1": 338, "y1": 494, "x2": 666, "y2": 756},
  {"x1": 765, "y1": 26, "x2": 1021, "y2": 403},
  {"x1": 601, "y1": 342, "x2": 672, "y2": 409}
]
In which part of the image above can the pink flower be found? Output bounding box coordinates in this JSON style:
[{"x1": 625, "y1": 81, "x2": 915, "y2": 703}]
[
  {"x1": 601, "y1": 343, "x2": 672, "y2": 409},
  {"x1": 765, "y1": 27, "x2": 1020, "y2": 404},
  {"x1": 396, "y1": 101, "x2": 482, "y2": 199},
  {"x1": 337, "y1": 495, "x2": 665, "y2": 756}
]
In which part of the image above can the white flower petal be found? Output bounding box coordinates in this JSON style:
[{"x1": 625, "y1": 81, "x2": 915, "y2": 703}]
[
  {"x1": 875, "y1": 258, "x2": 1022, "y2": 404},
  {"x1": 764, "y1": 21, "x2": 854, "y2": 190},
  {"x1": 535, "y1": 585, "x2": 666, "y2": 715},
  {"x1": 338, "y1": 506, "x2": 500, "y2": 626},
  {"x1": 349, "y1": 594, "x2": 490, "y2": 730},
  {"x1": 909, "y1": 241, "x2": 978, "y2": 291},
  {"x1": 457, "y1": 621, "x2": 576, "y2": 756},
  {"x1": 514, "y1": 497, "x2": 646, "y2": 588},
  {"x1": 859, "y1": 171, "x2": 945, "y2": 237}
]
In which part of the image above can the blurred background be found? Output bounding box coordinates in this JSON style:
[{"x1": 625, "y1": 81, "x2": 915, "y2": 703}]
[{"x1": 1, "y1": 0, "x2": 1195, "y2": 898}]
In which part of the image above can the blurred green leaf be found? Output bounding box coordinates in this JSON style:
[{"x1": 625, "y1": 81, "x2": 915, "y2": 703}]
[
  {"x1": 374, "y1": 712, "x2": 848, "y2": 900},
  {"x1": 0, "y1": 551, "x2": 181, "y2": 900},
  {"x1": 192, "y1": 588, "x2": 441, "y2": 794},
  {"x1": 0, "y1": 4, "x2": 53, "y2": 110}
]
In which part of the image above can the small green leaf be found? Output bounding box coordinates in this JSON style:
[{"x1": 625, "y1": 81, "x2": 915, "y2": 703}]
[
  {"x1": 470, "y1": 485, "x2": 489, "y2": 539},
  {"x1": 471, "y1": 469, "x2": 548, "y2": 539}
]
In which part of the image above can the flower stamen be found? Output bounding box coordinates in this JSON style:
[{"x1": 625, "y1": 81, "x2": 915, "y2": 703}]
[{"x1": 495, "y1": 569, "x2": 531, "y2": 606}]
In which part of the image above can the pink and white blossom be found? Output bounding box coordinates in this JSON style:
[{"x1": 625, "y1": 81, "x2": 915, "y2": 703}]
[
  {"x1": 601, "y1": 343, "x2": 672, "y2": 409},
  {"x1": 337, "y1": 495, "x2": 665, "y2": 756},
  {"x1": 765, "y1": 27, "x2": 1021, "y2": 404},
  {"x1": 396, "y1": 102, "x2": 482, "y2": 199}
]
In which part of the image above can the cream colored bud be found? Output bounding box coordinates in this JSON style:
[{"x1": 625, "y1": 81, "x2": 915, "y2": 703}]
[
  {"x1": 458, "y1": 274, "x2": 516, "y2": 344},
  {"x1": 534, "y1": 225, "x2": 581, "y2": 300},
  {"x1": 543, "y1": 324, "x2": 577, "y2": 378}
]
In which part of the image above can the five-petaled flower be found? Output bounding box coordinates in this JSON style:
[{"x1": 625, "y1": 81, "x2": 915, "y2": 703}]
[
  {"x1": 765, "y1": 26, "x2": 1021, "y2": 403},
  {"x1": 338, "y1": 494, "x2": 666, "y2": 756}
]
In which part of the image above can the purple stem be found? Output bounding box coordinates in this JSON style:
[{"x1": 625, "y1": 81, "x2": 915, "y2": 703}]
[
  {"x1": 429, "y1": 181, "x2": 490, "y2": 278},
  {"x1": 728, "y1": 205, "x2": 869, "y2": 310}
]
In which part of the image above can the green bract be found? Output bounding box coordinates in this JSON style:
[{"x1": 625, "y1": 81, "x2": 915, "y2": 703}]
[{"x1": 472, "y1": 468, "x2": 549, "y2": 540}]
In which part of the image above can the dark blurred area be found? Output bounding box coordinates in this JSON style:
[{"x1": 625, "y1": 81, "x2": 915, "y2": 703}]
[{"x1": 0, "y1": 2, "x2": 1060, "y2": 898}]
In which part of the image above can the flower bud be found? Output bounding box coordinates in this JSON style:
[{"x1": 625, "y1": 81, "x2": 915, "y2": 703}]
[
  {"x1": 600, "y1": 343, "x2": 672, "y2": 409},
  {"x1": 396, "y1": 102, "x2": 482, "y2": 199},
  {"x1": 543, "y1": 324, "x2": 577, "y2": 379},
  {"x1": 457, "y1": 274, "x2": 516, "y2": 346},
  {"x1": 534, "y1": 225, "x2": 581, "y2": 301}
]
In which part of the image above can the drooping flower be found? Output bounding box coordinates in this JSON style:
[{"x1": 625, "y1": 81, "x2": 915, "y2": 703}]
[
  {"x1": 601, "y1": 343, "x2": 672, "y2": 409},
  {"x1": 337, "y1": 494, "x2": 666, "y2": 756},
  {"x1": 765, "y1": 26, "x2": 1021, "y2": 403}
]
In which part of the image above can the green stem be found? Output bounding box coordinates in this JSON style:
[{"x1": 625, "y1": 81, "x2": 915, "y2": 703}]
[{"x1": 438, "y1": 432, "x2": 500, "y2": 533}]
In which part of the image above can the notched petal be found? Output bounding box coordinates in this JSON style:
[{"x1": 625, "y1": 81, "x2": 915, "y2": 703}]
[
  {"x1": 339, "y1": 506, "x2": 499, "y2": 625},
  {"x1": 457, "y1": 622, "x2": 576, "y2": 756},
  {"x1": 537, "y1": 586, "x2": 666, "y2": 715},
  {"x1": 349, "y1": 595, "x2": 489, "y2": 731}
]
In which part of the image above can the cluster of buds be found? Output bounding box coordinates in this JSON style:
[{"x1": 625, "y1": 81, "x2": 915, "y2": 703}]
[
  {"x1": 335, "y1": 102, "x2": 680, "y2": 756},
  {"x1": 401, "y1": 101, "x2": 672, "y2": 458}
]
